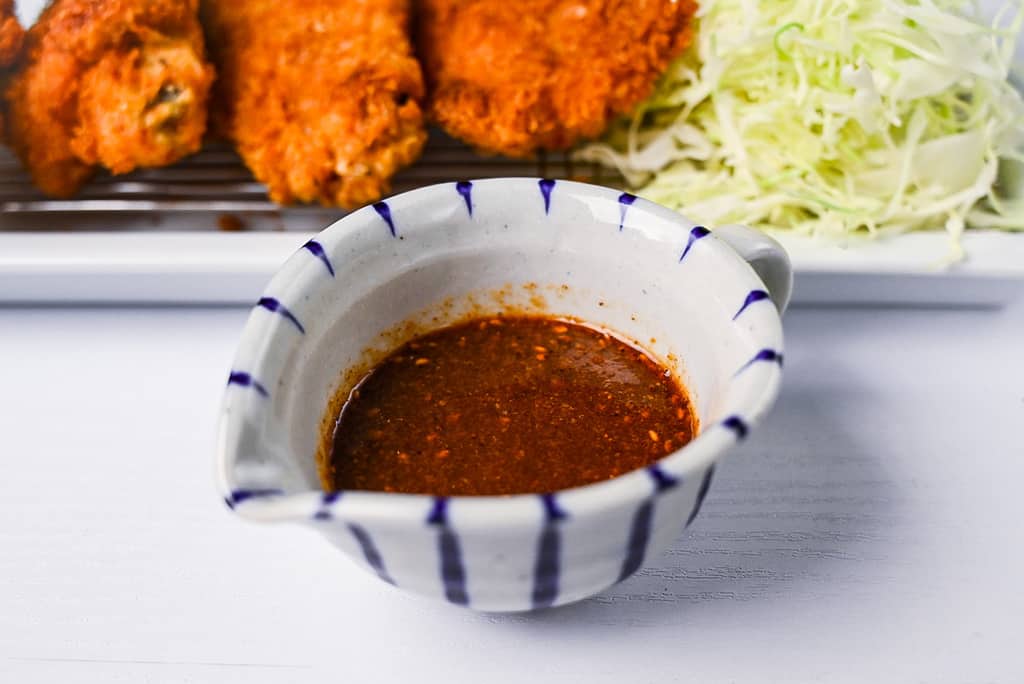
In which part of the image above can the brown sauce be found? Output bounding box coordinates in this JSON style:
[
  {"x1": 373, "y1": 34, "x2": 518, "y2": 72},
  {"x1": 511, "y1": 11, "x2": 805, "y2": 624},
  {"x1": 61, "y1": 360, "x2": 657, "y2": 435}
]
[{"x1": 320, "y1": 316, "x2": 697, "y2": 496}]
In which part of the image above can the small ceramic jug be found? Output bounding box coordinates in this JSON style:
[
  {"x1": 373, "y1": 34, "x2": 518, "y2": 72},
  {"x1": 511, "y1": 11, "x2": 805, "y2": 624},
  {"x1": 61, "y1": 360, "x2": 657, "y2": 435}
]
[{"x1": 217, "y1": 179, "x2": 790, "y2": 612}]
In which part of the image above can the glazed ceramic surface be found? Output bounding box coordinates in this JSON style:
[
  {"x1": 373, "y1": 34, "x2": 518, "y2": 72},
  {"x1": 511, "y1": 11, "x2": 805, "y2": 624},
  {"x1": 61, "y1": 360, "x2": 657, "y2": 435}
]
[{"x1": 216, "y1": 178, "x2": 788, "y2": 612}]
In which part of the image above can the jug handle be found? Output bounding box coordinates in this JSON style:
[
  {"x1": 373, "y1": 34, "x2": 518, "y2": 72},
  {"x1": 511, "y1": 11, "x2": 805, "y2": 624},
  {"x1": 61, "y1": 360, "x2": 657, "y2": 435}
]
[{"x1": 714, "y1": 224, "x2": 793, "y2": 314}]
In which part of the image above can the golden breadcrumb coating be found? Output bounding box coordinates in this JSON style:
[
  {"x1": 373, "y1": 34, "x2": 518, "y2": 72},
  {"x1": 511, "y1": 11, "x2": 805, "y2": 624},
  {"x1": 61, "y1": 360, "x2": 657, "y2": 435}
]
[
  {"x1": 5, "y1": 0, "x2": 214, "y2": 197},
  {"x1": 0, "y1": 0, "x2": 21, "y2": 65},
  {"x1": 418, "y1": 0, "x2": 697, "y2": 157},
  {"x1": 201, "y1": 0, "x2": 427, "y2": 208},
  {"x1": 0, "y1": 0, "x2": 24, "y2": 140}
]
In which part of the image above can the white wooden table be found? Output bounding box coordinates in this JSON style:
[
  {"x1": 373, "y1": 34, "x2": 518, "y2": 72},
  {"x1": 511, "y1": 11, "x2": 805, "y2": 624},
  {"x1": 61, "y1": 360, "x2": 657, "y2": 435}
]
[{"x1": 1, "y1": 301, "x2": 1021, "y2": 683}]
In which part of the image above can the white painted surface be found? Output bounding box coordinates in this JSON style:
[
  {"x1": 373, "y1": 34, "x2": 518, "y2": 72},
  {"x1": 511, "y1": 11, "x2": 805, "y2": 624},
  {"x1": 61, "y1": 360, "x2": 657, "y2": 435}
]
[{"x1": 1, "y1": 301, "x2": 1022, "y2": 682}]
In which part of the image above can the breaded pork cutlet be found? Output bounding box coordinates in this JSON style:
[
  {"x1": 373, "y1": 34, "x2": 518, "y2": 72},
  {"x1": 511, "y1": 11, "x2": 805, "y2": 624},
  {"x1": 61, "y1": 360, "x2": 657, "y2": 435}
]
[
  {"x1": 417, "y1": 0, "x2": 697, "y2": 157},
  {"x1": 0, "y1": 0, "x2": 21, "y2": 70},
  {"x1": 0, "y1": 0, "x2": 24, "y2": 140},
  {"x1": 5, "y1": 0, "x2": 214, "y2": 197},
  {"x1": 200, "y1": 0, "x2": 427, "y2": 208}
]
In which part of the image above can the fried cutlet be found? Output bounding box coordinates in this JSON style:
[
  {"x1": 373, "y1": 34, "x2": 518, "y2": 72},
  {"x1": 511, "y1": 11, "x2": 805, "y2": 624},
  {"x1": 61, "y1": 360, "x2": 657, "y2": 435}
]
[
  {"x1": 5, "y1": 0, "x2": 214, "y2": 197},
  {"x1": 0, "y1": 0, "x2": 21, "y2": 68},
  {"x1": 0, "y1": 0, "x2": 24, "y2": 141},
  {"x1": 417, "y1": 0, "x2": 697, "y2": 157},
  {"x1": 200, "y1": 0, "x2": 427, "y2": 208}
]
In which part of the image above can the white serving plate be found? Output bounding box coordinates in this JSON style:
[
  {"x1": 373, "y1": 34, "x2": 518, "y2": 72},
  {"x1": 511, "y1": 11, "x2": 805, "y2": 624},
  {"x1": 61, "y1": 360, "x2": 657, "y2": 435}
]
[
  {"x1": 2, "y1": 0, "x2": 1021, "y2": 306},
  {"x1": 776, "y1": 231, "x2": 1024, "y2": 306},
  {"x1": 0, "y1": 228, "x2": 1020, "y2": 306}
]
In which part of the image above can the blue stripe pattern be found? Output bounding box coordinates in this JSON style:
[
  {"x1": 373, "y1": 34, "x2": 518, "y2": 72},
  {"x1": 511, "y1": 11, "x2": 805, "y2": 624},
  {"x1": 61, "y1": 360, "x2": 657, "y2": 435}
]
[
  {"x1": 225, "y1": 488, "x2": 282, "y2": 509},
  {"x1": 733, "y1": 290, "x2": 771, "y2": 320},
  {"x1": 531, "y1": 494, "x2": 569, "y2": 609},
  {"x1": 455, "y1": 181, "x2": 473, "y2": 217},
  {"x1": 618, "y1": 192, "x2": 637, "y2": 231},
  {"x1": 618, "y1": 466, "x2": 681, "y2": 582},
  {"x1": 427, "y1": 498, "x2": 469, "y2": 605},
  {"x1": 302, "y1": 239, "x2": 334, "y2": 277},
  {"x1": 686, "y1": 466, "x2": 716, "y2": 527},
  {"x1": 257, "y1": 297, "x2": 305, "y2": 334},
  {"x1": 539, "y1": 179, "x2": 556, "y2": 214},
  {"x1": 679, "y1": 226, "x2": 710, "y2": 262},
  {"x1": 619, "y1": 499, "x2": 655, "y2": 582},
  {"x1": 735, "y1": 348, "x2": 784, "y2": 375},
  {"x1": 373, "y1": 201, "x2": 397, "y2": 237},
  {"x1": 648, "y1": 464, "x2": 679, "y2": 492},
  {"x1": 722, "y1": 415, "x2": 749, "y2": 440},
  {"x1": 309, "y1": 493, "x2": 394, "y2": 585},
  {"x1": 227, "y1": 371, "x2": 269, "y2": 397},
  {"x1": 348, "y1": 523, "x2": 395, "y2": 585},
  {"x1": 312, "y1": 491, "x2": 342, "y2": 520}
]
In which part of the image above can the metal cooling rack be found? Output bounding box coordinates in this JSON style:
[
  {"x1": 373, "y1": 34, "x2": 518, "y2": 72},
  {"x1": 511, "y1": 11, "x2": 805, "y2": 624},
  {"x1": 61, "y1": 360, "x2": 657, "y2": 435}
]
[{"x1": 0, "y1": 131, "x2": 609, "y2": 219}]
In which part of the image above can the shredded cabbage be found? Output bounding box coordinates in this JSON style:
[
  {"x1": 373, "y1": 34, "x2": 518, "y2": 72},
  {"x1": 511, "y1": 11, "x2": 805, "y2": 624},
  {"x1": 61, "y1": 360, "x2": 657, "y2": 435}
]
[{"x1": 576, "y1": 0, "x2": 1024, "y2": 247}]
